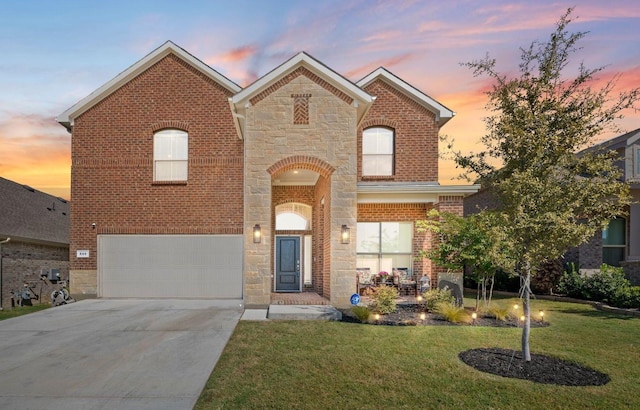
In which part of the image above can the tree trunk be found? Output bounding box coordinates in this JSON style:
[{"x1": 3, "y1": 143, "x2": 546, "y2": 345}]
[
  {"x1": 521, "y1": 264, "x2": 532, "y2": 362},
  {"x1": 488, "y1": 272, "x2": 495, "y2": 306}
]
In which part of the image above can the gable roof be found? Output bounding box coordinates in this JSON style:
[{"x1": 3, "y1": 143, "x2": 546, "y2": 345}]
[
  {"x1": 57, "y1": 41, "x2": 242, "y2": 132},
  {"x1": 579, "y1": 128, "x2": 640, "y2": 154},
  {"x1": 0, "y1": 177, "x2": 70, "y2": 245},
  {"x1": 356, "y1": 67, "x2": 455, "y2": 127},
  {"x1": 230, "y1": 51, "x2": 375, "y2": 139}
]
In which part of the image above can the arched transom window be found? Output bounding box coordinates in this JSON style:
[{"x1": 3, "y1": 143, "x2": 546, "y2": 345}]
[{"x1": 275, "y1": 203, "x2": 312, "y2": 230}]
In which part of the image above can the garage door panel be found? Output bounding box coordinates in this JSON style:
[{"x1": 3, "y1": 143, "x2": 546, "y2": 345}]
[{"x1": 98, "y1": 235, "x2": 242, "y2": 298}]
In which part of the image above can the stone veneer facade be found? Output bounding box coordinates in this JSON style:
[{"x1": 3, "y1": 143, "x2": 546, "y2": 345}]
[{"x1": 244, "y1": 75, "x2": 358, "y2": 308}]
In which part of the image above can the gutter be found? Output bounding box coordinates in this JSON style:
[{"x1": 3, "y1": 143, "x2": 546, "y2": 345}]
[{"x1": 0, "y1": 237, "x2": 10, "y2": 310}]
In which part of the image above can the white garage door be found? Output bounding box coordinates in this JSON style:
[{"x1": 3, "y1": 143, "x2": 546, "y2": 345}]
[{"x1": 98, "y1": 235, "x2": 243, "y2": 298}]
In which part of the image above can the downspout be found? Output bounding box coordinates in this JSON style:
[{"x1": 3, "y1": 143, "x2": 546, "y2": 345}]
[{"x1": 0, "y1": 237, "x2": 10, "y2": 310}]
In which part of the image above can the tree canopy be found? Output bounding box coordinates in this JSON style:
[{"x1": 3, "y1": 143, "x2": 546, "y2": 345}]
[{"x1": 452, "y1": 8, "x2": 638, "y2": 361}]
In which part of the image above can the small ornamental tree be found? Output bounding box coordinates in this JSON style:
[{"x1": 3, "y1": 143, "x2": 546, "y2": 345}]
[
  {"x1": 417, "y1": 210, "x2": 512, "y2": 309},
  {"x1": 452, "y1": 9, "x2": 638, "y2": 361}
]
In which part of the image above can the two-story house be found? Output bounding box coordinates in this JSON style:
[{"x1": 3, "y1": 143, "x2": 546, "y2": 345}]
[
  {"x1": 571, "y1": 128, "x2": 640, "y2": 284},
  {"x1": 57, "y1": 41, "x2": 479, "y2": 308}
]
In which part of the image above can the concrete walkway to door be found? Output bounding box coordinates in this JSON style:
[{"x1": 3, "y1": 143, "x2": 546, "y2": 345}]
[{"x1": 0, "y1": 299, "x2": 243, "y2": 410}]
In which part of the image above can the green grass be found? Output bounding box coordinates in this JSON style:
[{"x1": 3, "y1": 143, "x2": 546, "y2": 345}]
[
  {"x1": 0, "y1": 304, "x2": 49, "y2": 321},
  {"x1": 196, "y1": 297, "x2": 640, "y2": 410}
]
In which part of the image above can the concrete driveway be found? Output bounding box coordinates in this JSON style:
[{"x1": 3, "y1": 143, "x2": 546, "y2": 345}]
[{"x1": 0, "y1": 299, "x2": 243, "y2": 410}]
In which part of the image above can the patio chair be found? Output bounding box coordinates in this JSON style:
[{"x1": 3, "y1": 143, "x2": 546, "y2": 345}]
[
  {"x1": 356, "y1": 268, "x2": 373, "y2": 295},
  {"x1": 395, "y1": 268, "x2": 416, "y2": 296}
]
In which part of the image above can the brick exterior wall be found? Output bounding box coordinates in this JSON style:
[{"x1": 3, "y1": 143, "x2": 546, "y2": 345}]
[
  {"x1": 358, "y1": 79, "x2": 439, "y2": 182},
  {"x1": 66, "y1": 47, "x2": 462, "y2": 304},
  {"x1": 1, "y1": 241, "x2": 69, "y2": 308},
  {"x1": 69, "y1": 54, "x2": 242, "y2": 295}
]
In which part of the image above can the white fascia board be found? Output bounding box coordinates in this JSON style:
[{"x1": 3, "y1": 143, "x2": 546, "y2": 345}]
[
  {"x1": 357, "y1": 183, "x2": 481, "y2": 196},
  {"x1": 357, "y1": 67, "x2": 455, "y2": 126},
  {"x1": 231, "y1": 52, "x2": 373, "y2": 106},
  {"x1": 57, "y1": 41, "x2": 241, "y2": 130},
  {"x1": 627, "y1": 130, "x2": 640, "y2": 146}
]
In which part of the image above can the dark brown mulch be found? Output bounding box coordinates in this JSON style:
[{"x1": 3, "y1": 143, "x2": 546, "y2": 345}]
[{"x1": 459, "y1": 348, "x2": 610, "y2": 386}]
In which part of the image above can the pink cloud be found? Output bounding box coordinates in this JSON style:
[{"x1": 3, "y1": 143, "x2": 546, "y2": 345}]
[
  {"x1": 345, "y1": 53, "x2": 415, "y2": 80},
  {"x1": 0, "y1": 113, "x2": 70, "y2": 198}
]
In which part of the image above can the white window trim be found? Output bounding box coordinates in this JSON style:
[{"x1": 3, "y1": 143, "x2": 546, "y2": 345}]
[
  {"x1": 362, "y1": 127, "x2": 394, "y2": 176},
  {"x1": 153, "y1": 129, "x2": 188, "y2": 182}
]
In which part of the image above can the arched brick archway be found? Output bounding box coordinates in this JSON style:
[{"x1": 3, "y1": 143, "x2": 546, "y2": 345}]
[
  {"x1": 267, "y1": 155, "x2": 334, "y2": 298},
  {"x1": 267, "y1": 155, "x2": 335, "y2": 179}
]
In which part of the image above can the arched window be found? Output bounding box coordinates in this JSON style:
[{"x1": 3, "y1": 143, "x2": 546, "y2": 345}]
[
  {"x1": 154, "y1": 129, "x2": 188, "y2": 181},
  {"x1": 275, "y1": 203, "x2": 312, "y2": 230},
  {"x1": 362, "y1": 127, "x2": 394, "y2": 176}
]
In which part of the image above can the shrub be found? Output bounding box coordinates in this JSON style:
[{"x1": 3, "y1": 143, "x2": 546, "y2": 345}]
[
  {"x1": 532, "y1": 259, "x2": 564, "y2": 294},
  {"x1": 368, "y1": 285, "x2": 398, "y2": 314},
  {"x1": 556, "y1": 264, "x2": 639, "y2": 309},
  {"x1": 434, "y1": 302, "x2": 470, "y2": 323},
  {"x1": 610, "y1": 286, "x2": 640, "y2": 309},
  {"x1": 556, "y1": 264, "x2": 585, "y2": 298},
  {"x1": 351, "y1": 305, "x2": 371, "y2": 323},
  {"x1": 486, "y1": 306, "x2": 511, "y2": 322},
  {"x1": 582, "y1": 265, "x2": 630, "y2": 303},
  {"x1": 423, "y1": 288, "x2": 454, "y2": 312}
]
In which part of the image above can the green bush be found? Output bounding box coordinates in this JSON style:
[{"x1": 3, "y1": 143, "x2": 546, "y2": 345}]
[
  {"x1": 582, "y1": 265, "x2": 630, "y2": 303},
  {"x1": 610, "y1": 286, "x2": 640, "y2": 309},
  {"x1": 556, "y1": 264, "x2": 584, "y2": 298},
  {"x1": 368, "y1": 285, "x2": 398, "y2": 314},
  {"x1": 423, "y1": 288, "x2": 454, "y2": 312},
  {"x1": 556, "y1": 264, "x2": 639, "y2": 309},
  {"x1": 351, "y1": 305, "x2": 371, "y2": 323},
  {"x1": 434, "y1": 302, "x2": 470, "y2": 323}
]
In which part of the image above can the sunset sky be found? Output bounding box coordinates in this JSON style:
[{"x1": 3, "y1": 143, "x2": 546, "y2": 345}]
[{"x1": 1, "y1": 1, "x2": 638, "y2": 200}]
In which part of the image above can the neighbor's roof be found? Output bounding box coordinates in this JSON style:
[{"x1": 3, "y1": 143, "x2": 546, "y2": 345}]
[
  {"x1": 0, "y1": 177, "x2": 70, "y2": 245},
  {"x1": 579, "y1": 128, "x2": 640, "y2": 154}
]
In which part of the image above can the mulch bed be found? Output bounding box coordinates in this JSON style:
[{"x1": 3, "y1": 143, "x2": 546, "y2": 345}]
[
  {"x1": 339, "y1": 304, "x2": 548, "y2": 328},
  {"x1": 459, "y1": 348, "x2": 610, "y2": 386},
  {"x1": 340, "y1": 304, "x2": 610, "y2": 386}
]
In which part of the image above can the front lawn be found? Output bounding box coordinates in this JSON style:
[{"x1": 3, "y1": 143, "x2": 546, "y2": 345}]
[
  {"x1": 196, "y1": 297, "x2": 640, "y2": 409},
  {"x1": 0, "y1": 304, "x2": 49, "y2": 321}
]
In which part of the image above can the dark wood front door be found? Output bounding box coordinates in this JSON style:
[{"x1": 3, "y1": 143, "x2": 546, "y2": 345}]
[{"x1": 275, "y1": 236, "x2": 300, "y2": 292}]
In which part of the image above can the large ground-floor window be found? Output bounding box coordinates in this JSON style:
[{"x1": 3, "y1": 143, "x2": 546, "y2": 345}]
[
  {"x1": 357, "y1": 222, "x2": 412, "y2": 274},
  {"x1": 603, "y1": 217, "x2": 626, "y2": 266}
]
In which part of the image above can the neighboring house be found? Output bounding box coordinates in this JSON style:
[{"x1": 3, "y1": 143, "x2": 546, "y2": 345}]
[
  {"x1": 464, "y1": 128, "x2": 640, "y2": 285},
  {"x1": 56, "y1": 41, "x2": 479, "y2": 308},
  {"x1": 0, "y1": 177, "x2": 70, "y2": 308}
]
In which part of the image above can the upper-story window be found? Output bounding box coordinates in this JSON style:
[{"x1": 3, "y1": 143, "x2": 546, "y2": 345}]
[
  {"x1": 154, "y1": 129, "x2": 188, "y2": 181},
  {"x1": 362, "y1": 127, "x2": 394, "y2": 176}
]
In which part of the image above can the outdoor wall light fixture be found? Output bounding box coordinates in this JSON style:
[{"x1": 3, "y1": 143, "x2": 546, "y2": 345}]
[
  {"x1": 253, "y1": 224, "x2": 262, "y2": 243},
  {"x1": 341, "y1": 225, "x2": 350, "y2": 244}
]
